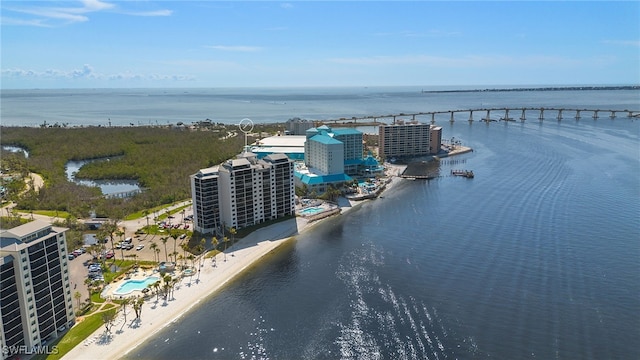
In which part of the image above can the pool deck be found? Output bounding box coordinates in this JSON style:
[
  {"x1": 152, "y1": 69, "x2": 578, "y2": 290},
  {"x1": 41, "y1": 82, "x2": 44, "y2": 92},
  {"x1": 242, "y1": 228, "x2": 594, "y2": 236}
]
[{"x1": 102, "y1": 272, "x2": 164, "y2": 299}]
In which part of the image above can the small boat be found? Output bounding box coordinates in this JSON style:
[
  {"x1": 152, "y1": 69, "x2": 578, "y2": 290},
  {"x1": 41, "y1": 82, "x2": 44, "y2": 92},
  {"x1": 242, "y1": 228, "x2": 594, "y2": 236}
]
[{"x1": 451, "y1": 170, "x2": 474, "y2": 178}]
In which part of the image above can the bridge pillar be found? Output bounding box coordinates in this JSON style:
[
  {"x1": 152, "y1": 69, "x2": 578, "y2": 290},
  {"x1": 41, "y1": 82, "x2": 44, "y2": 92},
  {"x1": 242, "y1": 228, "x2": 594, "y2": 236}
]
[
  {"x1": 431, "y1": 113, "x2": 435, "y2": 124},
  {"x1": 629, "y1": 111, "x2": 634, "y2": 118},
  {"x1": 575, "y1": 110, "x2": 581, "y2": 120},
  {"x1": 593, "y1": 110, "x2": 599, "y2": 119},
  {"x1": 484, "y1": 109, "x2": 491, "y2": 122},
  {"x1": 450, "y1": 112, "x2": 455, "y2": 123},
  {"x1": 557, "y1": 109, "x2": 563, "y2": 121},
  {"x1": 539, "y1": 108, "x2": 544, "y2": 120},
  {"x1": 520, "y1": 108, "x2": 526, "y2": 121},
  {"x1": 504, "y1": 109, "x2": 511, "y2": 121},
  {"x1": 468, "y1": 110, "x2": 474, "y2": 122},
  {"x1": 610, "y1": 111, "x2": 616, "y2": 119}
]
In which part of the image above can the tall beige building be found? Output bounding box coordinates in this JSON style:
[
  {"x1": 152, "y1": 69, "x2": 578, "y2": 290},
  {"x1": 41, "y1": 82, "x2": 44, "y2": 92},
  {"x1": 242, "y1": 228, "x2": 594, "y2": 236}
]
[
  {"x1": 379, "y1": 123, "x2": 442, "y2": 159},
  {"x1": 1, "y1": 221, "x2": 75, "y2": 358},
  {"x1": 191, "y1": 151, "x2": 295, "y2": 234}
]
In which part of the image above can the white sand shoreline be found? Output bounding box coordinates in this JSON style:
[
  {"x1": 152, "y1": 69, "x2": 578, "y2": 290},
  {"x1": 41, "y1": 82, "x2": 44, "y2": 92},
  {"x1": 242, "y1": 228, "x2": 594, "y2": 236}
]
[
  {"x1": 63, "y1": 171, "x2": 405, "y2": 360},
  {"x1": 63, "y1": 219, "x2": 303, "y2": 360}
]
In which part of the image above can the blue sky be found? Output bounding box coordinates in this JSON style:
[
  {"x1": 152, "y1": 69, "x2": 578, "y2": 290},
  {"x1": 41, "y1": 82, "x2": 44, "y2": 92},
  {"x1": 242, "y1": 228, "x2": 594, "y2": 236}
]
[{"x1": 1, "y1": 1, "x2": 639, "y2": 89}]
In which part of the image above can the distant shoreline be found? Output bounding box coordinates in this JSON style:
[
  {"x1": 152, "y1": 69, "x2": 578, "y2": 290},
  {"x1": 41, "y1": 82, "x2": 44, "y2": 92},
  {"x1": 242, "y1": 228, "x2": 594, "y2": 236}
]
[{"x1": 421, "y1": 85, "x2": 640, "y2": 93}]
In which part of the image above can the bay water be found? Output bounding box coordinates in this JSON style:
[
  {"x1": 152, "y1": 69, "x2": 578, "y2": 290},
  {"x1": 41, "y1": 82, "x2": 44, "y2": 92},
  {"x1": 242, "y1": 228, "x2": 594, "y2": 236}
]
[{"x1": 3, "y1": 87, "x2": 639, "y2": 359}]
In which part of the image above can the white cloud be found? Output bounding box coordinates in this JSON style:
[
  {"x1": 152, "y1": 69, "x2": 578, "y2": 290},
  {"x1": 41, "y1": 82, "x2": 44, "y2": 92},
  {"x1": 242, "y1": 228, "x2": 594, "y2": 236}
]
[
  {"x1": 1, "y1": 0, "x2": 171, "y2": 26},
  {"x1": 205, "y1": 45, "x2": 263, "y2": 52},
  {"x1": 601, "y1": 39, "x2": 640, "y2": 47},
  {"x1": 1, "y1": 64, "x2": 194, "y2": 82}
]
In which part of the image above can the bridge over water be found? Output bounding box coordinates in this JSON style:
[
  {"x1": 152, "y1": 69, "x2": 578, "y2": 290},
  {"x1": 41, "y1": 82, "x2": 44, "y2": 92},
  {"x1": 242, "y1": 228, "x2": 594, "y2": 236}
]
[{"x1": 322, "y1": 108, "x2": 640, "y2": 125}]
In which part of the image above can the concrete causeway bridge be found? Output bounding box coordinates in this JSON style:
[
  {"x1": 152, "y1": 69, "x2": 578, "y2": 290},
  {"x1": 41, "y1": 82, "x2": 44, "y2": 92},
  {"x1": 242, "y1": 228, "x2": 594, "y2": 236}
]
[{"x1": 322, "y1": 108, "x2": 640, "y2": 125}]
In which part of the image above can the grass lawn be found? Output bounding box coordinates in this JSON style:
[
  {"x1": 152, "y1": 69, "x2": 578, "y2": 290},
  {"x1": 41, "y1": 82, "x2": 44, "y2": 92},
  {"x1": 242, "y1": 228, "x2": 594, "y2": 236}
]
[
  {"x1": 42, "y1": 308, "x2": 117, "y2": 360},
  {"x1": 33, "y1": 210, "x2": 71, "y2": 218}
]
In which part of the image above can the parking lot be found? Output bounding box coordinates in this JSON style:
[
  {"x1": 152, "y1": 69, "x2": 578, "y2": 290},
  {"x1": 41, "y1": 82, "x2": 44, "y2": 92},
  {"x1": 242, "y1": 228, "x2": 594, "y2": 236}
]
[{"x1": 65, "y1": 202, "x2": 194, "y2": 308}]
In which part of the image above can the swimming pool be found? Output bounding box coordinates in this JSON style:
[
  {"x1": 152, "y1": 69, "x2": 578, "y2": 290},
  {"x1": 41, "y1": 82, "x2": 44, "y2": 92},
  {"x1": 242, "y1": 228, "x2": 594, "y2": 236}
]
[
  {"x1": 113, "y1": 276, "x2": 160, "y2": 296},
  {"x1": 299, "y1": 206, "x2": 325, "y2": 216}
]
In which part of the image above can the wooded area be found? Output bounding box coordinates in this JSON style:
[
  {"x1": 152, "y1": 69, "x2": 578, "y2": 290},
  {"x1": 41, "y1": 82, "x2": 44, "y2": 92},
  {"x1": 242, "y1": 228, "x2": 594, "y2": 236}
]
[{"x1": 1, "y1": 124, "x2": 283, "y2": 217}]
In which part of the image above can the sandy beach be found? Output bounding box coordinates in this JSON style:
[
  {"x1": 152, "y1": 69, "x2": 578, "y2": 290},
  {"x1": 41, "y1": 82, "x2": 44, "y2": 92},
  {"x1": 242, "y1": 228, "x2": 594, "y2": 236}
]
[
  {"x1": 61, "y1": 169, "x2": 406, "y2": 360},
  {"x1": 63, "y1": 216, "x2": 308, "y2": 360}
]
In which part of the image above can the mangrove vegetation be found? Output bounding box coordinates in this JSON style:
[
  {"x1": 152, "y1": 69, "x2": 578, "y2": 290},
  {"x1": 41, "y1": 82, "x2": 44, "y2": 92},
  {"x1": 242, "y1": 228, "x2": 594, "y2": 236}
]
[{"x1": 1, "y1": 123, "x2": 285, "y2": 217}]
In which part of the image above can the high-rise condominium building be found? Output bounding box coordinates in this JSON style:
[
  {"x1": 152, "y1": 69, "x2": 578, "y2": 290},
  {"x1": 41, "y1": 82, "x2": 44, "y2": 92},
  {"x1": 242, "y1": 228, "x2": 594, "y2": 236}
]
[
  {"x1": 1, "y1": 221, "x2": 75, "y2": 358},
  {"x1": 191, "y1": 152, "x2": 295, "y2": 234},
  {"x1": 379, "y1": 123, "x2": 442, "y2": 158}
]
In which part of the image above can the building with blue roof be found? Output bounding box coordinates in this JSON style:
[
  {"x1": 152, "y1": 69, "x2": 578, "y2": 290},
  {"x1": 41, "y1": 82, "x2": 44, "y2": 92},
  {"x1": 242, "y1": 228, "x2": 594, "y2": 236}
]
[{"x1": 295, "y1": 125, "x2": 379, "y2": 194}]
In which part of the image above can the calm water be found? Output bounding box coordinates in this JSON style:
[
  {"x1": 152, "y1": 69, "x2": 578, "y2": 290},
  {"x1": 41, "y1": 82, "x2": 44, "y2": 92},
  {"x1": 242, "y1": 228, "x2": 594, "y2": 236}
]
[
  {"x1": 119, "y1": 88, "x2": 637, "y2": 359},
  {"x1": 3, "y1": 87, "x2": 639, "y2": 359},
  {"x1": 2, "y1": 86, "x2": 638, "y2": 127}
]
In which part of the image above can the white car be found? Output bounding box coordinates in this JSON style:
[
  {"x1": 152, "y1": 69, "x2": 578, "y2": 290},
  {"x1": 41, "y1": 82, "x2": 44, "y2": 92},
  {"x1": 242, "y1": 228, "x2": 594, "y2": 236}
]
[{"x1": 136, "y1": 244, "x2": 144, "y2": 251}]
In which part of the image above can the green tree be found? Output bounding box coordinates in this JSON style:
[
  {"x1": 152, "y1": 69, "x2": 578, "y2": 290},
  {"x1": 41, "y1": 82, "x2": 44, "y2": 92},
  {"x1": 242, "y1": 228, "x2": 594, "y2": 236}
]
[
  {"x1": 222, "y1": 236, "x2": 229, "y2": 262},
  {"x1": 133, "y1": 297, "x2": 144, "y2": 319},
  {"x1": 102, "y1": 310, "x2": 116, "y2": 335},
  {"x1": 74, "y1": 291, "x2": 82, "y2": 309},
  {"x1": 149, "y1": 242, "x2": 158, "y2": 263},
  {"x1": 121, "y1": 297, "x2": 131, "y2": 323},
  {"x1": 160, "y1": 236, "x2": 169, "y2": 262}
]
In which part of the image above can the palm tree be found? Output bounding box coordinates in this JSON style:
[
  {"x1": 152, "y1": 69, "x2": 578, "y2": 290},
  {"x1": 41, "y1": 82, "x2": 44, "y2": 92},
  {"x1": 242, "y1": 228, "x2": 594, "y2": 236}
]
[
  {"x1": 160, "y1": 236, "x2": 169, "y2": 262},
  {"x1": 180, "y1": 242, "x2": 189, "y2": 267},
  {"x1": 229, "y1": 227, "x2": 236, "y2": 247},
  {"x1": 211, "y1": 237, "x2": 219, "y2": 266},
  {"x1": 222, "y1": 236, "x2": 229, "y2": 261},
  {"x1": 133, "y1": 297, "x2": 144, "y2": 320},
  {"x1": 155, "y1": 248, "x2": 161, "y2": 264},
  {"x1": 142, "y1": 210, "x2": 150, "y2": 229},
  {"x1": 121, "y1": 297, "x2": 131, "y2": 322},
  {"x1": 170, "y1": 232, "x2": 179, "y2": 260},
  {"x1": 74, "y1": 291, "x2": 82, "y2": 309},
  {"x1": 162, "y1": 275, "x2": 172, "y2": 300},
  {"x1": 153, "y1": 281, "x2": 161, "y2": 302},
  {"x1": 149, "y1": 242, "x2": 158, "y2": 263}
]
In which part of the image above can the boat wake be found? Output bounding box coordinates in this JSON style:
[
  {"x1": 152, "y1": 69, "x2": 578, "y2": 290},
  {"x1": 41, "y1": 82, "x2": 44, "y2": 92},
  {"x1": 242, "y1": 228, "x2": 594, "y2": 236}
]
[{"x1": 334, "y1": 245, "x2": 475, "y2": 360}]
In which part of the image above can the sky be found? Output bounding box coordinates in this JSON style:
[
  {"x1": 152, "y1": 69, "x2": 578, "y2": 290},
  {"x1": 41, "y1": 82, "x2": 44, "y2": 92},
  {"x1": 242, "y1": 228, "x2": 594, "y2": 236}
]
[{"x1": 1, "y1": 1, "x2": 639, "y2": 89}]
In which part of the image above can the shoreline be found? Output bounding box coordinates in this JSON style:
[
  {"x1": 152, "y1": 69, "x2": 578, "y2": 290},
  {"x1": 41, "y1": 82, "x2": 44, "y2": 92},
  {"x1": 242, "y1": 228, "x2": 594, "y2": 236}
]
[
  {"x1": 62, "y1": 186, "x2": 394, "y2": 360},
  {"x1": 63, "y1": 217, "x2": 306, "y2": 360}
]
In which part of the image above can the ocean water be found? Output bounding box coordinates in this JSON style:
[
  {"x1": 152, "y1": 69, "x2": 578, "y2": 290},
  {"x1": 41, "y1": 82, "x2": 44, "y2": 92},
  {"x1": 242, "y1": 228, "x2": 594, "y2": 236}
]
[
  {"x1": 3, "y1": 87, "x2": 639, "y2": 359},
  {"x1": 2, "y1": 86, "x2": 638, "y2": 127}
]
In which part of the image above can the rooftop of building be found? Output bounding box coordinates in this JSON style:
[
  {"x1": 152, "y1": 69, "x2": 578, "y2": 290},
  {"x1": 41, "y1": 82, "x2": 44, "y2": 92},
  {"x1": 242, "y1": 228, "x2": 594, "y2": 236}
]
[
  {"x1": 1, "y1": 219, "x2": 51, "y2": 239},
  {"x1": 254, "y1": 135, "x2": 306, "y2": 147},
  {"x1": 310, "y1": 133, "x2": 343, "y2": 145},
  {"x1": 1, "y1": 220, "x2": 65, "y2": 252}
]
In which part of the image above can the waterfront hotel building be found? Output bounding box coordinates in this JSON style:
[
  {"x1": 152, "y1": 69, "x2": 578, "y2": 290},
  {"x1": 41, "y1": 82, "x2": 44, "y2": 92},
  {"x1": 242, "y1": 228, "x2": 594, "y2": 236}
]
[
  {"x1": 379, "y1": 123, "x2": 443, "y2": 159},
  {"x1": 294, "y1": 125, "x2": 366, "y2": 194},
  {"x1": 0, "y1": 221, "x2": 75, "y2": 358},
  {"x1": 191, "y1": 151, "x2": 295, "y2": 234}
]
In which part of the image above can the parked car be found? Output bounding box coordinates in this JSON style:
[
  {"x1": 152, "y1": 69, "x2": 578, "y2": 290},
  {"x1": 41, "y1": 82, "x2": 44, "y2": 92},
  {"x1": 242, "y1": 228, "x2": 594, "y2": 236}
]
[
  {"x1": 88, "y1": 264, "x2": 101, "y2": 271},
  {"x1": 68, "y1": 254, "x2": 75, "y2": 260},
  {"x1": 72, "y1": 249, "x2": 83, "y2": 256},
  {"x1": 124, "y1": 237, "x2": 133, "y2": 243},
  {"x1": 136, "y1": 244, "x2": 144, "y2": 251},
  {"x1": 179, "y1": 234, "x2": 187, "y2": 239},
  {"x1": 105, "y1": 251, "x2": 114, "y2": 259}
]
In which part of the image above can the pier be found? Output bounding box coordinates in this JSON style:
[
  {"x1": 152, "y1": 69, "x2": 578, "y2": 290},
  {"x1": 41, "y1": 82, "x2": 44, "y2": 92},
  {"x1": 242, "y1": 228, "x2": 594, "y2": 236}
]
[{"x1": 319, "y1": 108, "x2": 640, "y2": 126}]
